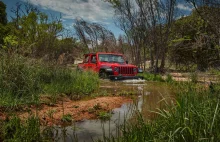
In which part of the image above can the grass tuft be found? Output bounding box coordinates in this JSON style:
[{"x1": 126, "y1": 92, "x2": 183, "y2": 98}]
[{"x1": 138, "y1": 72, "x2": 165, "y2": 82}]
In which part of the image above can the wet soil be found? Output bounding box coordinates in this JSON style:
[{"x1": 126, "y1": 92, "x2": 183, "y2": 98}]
[
  {"x1": 0, "y1": 79, "x2": 141, "y2": 126},
  {"x1": 0, "y1": 96, "x2": 132, "y2": 126}
]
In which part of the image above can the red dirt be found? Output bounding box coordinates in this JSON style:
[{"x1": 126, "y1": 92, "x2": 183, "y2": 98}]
[{"x1": 10, "y1": 96, "x2": 132, "y2": 126}]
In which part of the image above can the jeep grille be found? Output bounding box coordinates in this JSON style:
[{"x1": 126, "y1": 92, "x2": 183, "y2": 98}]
[{"x1": 118, "y1": 67, "x2": 134, "y2": 75}]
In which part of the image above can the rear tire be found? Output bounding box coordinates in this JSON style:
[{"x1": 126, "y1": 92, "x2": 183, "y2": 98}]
[{"x1": 76, "y1": 66, "x2": 83, "y2": 72}]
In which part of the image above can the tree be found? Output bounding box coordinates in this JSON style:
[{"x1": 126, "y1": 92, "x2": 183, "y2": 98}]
[
  {"x1": 169, "y1": 10, "x2": 220, "y2": 71},
  {"x1": 0, "y1": 1, "x2": 7, "y2": 25},
  {"x1": 113, "y1": 0, "x2": 144, "y2": 66},
  {"x1": 3, "y1": 2, "x2": 65, "y2": 59},
  {"x1": 108, "y1": 0, "x2": 177, "y2": 72},
  {"x1": 1, "y1": 1, "x2": 84, "y2": 63},
  {"x1": 73, "y1": 18, "x2": 116, "y2": 52},
  {"x1": 0, "y1": 1, "x2": 7, "y2": 46},
  {"x1": 186, "y1": 0, "x2": 220, "y2": 46}
]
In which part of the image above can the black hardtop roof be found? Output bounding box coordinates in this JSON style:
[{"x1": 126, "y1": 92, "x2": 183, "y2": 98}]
[{"x1": 84, "y1": 52, "x2": 123, "y2": 56}]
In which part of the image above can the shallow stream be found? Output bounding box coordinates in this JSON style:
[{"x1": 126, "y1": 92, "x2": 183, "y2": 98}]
[{"x1": 55, "y1": 80, "x2": 174, "y2": 142}]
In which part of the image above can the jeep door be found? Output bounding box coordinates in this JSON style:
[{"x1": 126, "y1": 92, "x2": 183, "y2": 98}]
[
  {"x1": 82, "y1": 54, "x2": 90, "y2": 70},
  {"x1": 88, "y1": 55, "x2": 98, "y2": 72}
]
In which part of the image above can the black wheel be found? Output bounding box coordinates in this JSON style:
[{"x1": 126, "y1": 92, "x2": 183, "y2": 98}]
[{"x1": 99, "y1": 70, "x2": 108, "y2": 79}]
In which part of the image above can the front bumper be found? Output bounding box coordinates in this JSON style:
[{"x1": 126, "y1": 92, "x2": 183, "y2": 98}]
[{"x1": 109, "y1": 75, "x2": 143, "y2": 80}]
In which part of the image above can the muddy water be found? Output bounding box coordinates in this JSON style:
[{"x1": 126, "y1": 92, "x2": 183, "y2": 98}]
[{"x1": 55, "y1": 80, "x2": 174, "y2": 142}]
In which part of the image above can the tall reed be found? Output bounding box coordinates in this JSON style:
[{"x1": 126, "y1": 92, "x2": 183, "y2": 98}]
[
  {"x1": 0, "y1": 53, "x2": 41, "y2": 108},
  {"x1": 97, "y1": 82, "x2": 220, "y2": 142},
  {"x1": 0, "y1": 52, "x2": 99, "y2": 107}
]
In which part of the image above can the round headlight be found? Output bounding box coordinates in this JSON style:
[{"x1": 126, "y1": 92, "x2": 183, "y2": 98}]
[
  {"x1": 114, "y1": 67, "x2": 119, "y2": 72},
  {"x1": 133, "y1": 68, "x2": 137, "y2": 72}
]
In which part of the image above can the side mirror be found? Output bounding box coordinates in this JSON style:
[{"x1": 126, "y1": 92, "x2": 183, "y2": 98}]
[{"x1": 126, "y1": 61, "x2": 128, "y2": 64}]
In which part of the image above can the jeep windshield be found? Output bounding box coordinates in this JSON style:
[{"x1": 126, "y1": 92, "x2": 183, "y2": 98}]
[{"x1": 98, "y1": 54, "x2": 125, "y2": 63}]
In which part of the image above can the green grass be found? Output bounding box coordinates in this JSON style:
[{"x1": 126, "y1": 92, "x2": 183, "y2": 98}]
[
  {"x1": 209, "y1": 68, "x2": 220, "y2": 76},
  {"x1": 165, "y1": 73, "x2": 174, "y2": 83},
  {"x1": 138, "y1": 72, "x2": 165, "y2": 82},
  {"x1": 1, "y1": 116, "x2": 41, "y2": 141},
  {"x1": 61, "y1": 114, "x2": 72, "y2": 122},
  {"x1": 96, "y1": 82, "x2": 220, "y2": 142},
  {"x1": 40, "y1": 66, "x2": 99, "y2": 97},
  {"x1": 0, "y1": 52, "x2": 99, "y2": 108},
  {"x1": 190, "y1": 71, "x2": 198, "y2": 83},
  {"x1": 97, "y1": 111, "x2": 112, "y2": 121},
  {"x1": 0, "y1": 54, "x2": 41, "y2": 108}
]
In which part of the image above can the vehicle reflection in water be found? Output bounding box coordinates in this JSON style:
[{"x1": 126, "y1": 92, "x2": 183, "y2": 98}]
[{"x1": 54, "y1": 80, "x2": 175, "y2": 142}]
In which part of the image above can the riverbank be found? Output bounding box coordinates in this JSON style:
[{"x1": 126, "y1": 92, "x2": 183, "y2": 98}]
[{"x1": 0, "y1": 96, "x2": 132, "y2": 126}]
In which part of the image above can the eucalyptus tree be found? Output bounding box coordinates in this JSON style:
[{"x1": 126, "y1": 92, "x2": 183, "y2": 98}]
[
  {"x1": 113, "y1": 0, "x2": 144, "y2": 66},
  {"x1": 73, "y1": 18, "x2": 116, "y2": 52},
  {"x1": 108, "y1": 0, "x2": 177, "y2": 72},
  {"x1": 74, "y1": 19, "x2": 89, "y2": 50}
]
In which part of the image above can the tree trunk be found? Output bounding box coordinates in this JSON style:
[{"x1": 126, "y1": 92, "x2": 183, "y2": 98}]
[{"x1": 150, "y1": 47, "x2": 154, "y2": 69}]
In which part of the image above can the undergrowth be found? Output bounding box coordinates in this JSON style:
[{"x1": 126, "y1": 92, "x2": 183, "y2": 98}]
[{"x1": 0, "y1": 52, "x2": 99, "y2": 108}]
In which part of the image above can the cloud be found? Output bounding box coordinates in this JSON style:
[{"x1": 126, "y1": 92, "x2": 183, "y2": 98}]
[
  {"x1": 176, "y1": 14, "x2": 187, "y2": 20},
  {"x1": 24, "y1": 0, "x2": 114, "y2": 23},
  {"x1": 176, "y1": 3, "x2": 193, "y2": 11}
]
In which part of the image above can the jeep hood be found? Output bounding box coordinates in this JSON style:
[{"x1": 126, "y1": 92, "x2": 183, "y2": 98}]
[{"x1": 100, "y1": 62, "x2": 137, "y2": 68}]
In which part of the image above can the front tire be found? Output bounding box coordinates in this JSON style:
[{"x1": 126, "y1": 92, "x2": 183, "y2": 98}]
[{"x1": 99, "y1": 70, "x2": 108, "y2": 79}]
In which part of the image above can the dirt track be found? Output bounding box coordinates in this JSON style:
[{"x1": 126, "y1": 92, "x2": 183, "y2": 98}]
[{"x1": 165, "y1": 72, "x2": 219, "y2": 83}]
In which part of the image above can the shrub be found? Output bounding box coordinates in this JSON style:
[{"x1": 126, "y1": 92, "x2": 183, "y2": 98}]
[
  {"x1": 139, "y1": 72, "x2": 164, "y2": 82},
  {"x1": 190, "y1": 71, "x2": 198, "y2": 83}
]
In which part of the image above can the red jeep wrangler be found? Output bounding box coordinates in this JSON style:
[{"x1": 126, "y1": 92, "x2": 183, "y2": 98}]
[{"x1": 77, "y1": 52, "x2": 143, "y2": 80}]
